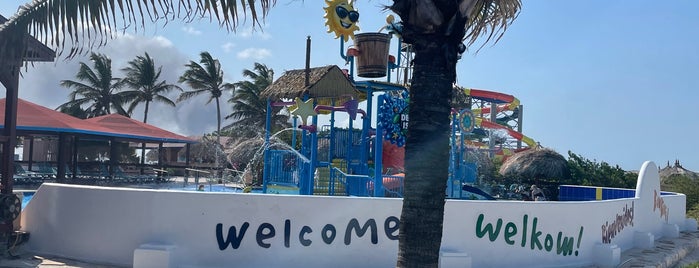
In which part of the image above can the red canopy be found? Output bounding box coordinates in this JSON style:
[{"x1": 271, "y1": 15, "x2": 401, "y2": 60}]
[
  {"x1": 85, "y1": 114, "x2": 194, "y2": 143},
  {"x1": 0, "y1": 98, "x2": 113, "y2": 133},
  {"x1": 0, "y1": 98, "x2": 195, "y2": 143}
]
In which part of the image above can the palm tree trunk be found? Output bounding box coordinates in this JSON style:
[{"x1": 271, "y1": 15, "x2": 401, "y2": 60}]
[
  {"x1": 397, "y1": 37, "x2": 454, "y2": 267},
  {"x1": 143, "y1": 101, "x2": 150, "y2": 123},
  {"x1": 215, "y1": 96, "x2": 222, "y2": 178},
  {"x1": 140, "y1": 101, "x2": 151, "y2": 174}
]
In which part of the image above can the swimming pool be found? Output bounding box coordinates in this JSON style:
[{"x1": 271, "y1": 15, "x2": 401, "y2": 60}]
[
  {"x1": 164, "y1": 184, "x2": 247, "y2": 192},
  {"x1": 20, "y1": 185, "x2": 260, "y2": 209},
  {"x1": 21, "y1": 192, "x2": 34, "y2": 210}
]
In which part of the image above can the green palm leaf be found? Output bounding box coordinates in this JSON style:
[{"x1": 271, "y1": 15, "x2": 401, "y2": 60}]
[
  {"x1": 122, "y1": 52, "x2": 182, "y2": 122},
  {"x1": 59, "y1": 52, "x2": 130, "y2": 117},
  {"x1": 225, "y1": 62, "x2": 287, "y2": 134},
  {"x1": 0, "y1": 0, "x2": 275, "y2": 60}
]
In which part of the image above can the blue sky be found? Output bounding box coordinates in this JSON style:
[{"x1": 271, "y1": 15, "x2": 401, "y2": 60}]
[{"x1": 1, "y1": 1, "x2": 698, "y2": 171}]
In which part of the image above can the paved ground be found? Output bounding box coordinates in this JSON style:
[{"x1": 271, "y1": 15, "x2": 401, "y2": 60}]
[
  {"x1": 1, "y1": 231, "x2": 699, "y2": 267},
  {"x1": 618, "y1": 231, "x2": 699, "y2": 268},
  {"x1": 0, "y1": 254, "x2": 117, "y2": 268}
]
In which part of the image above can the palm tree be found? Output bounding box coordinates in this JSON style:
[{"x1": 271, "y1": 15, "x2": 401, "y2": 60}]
[
  {"x1": 122, "y1": 52, "x2": 182, "y2": 171},
  {"x1": 389, "y1": 1, "x2": 521, "y2": 267},
  {"x1": 122, "y1": 52, "x2": 182, "y2": 123},
  {"x1": 178, "y1": 51, "x2": 234, "y2": 173},
  {"x1": 57, "y1": 102, "x2": 89, "y2": 119},
  {"x1": 226, "y1": 62, "x2": 289, "y2": 135},
  {"x1": 57, "y1": 52, "x2": 131, "y2": 118}
]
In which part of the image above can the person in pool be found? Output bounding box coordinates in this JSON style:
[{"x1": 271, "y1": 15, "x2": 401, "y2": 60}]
[
  {"x1": 531, "y1": 185, "x2": 546, "y2": 201},
  {"x1": 197, "y1": 184, "x2": 205, "y2": 191}
]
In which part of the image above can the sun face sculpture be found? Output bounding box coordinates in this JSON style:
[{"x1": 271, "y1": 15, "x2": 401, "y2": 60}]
[{"x1": 324, "y1": 0, "x2": 360, "y2": 42}]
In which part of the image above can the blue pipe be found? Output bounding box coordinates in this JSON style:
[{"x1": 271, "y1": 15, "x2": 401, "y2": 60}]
[
  {"x1": 329, "y1": 99, "x2": 336, "y2": 195},
  {"x1": 308, "y1": 100, "x2": 318, "y2": 195},
  {"x1": 360, "y1": 88, "x2": 373, "y2": 174},
  {"x1": 292, "y1": 117, "x2": 297, "y2": 149},
  {"x1": 339, "y1": 36, "x2": 355, "y2": 79},
  {"x1": 373, "y1": 95, "x2": 385, "y2": 197}
]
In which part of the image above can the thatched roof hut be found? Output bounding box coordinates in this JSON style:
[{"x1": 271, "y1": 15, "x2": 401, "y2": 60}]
[
  {"x1": 499, "y1": 148, "x2": 570, "y2": 181},
  {"x1": 260, "y1": 65, "x2": 362, "y2": 103},
  {"x1": 659, "y1": 160, "x2": 699, "y2": 181}
]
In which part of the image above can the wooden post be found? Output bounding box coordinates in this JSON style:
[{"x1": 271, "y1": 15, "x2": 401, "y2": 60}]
[{"x1": 0, "y1": 35, "x2": 23, "y2": 194}]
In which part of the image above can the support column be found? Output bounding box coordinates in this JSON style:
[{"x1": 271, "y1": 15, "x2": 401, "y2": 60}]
[
  {"x1": 360, "y1": 89, "x2": 373, "y2": 174},
  {"x1": 140, "y1": 142, "x2": 147, "y2": 175},
  {"x1": 72, "y1": 136, "x2": 79, "y2": 179},
  {"x1": 517, "y1": 104, "x2": 523, "y2": 149},
  {"x1": 109, "y1": 139, "x2": 117, "y2": 178},
  {"x1": 158, "y1": 143, "x2": 164, "y2": 168},
  {"x1": 0, "y1": 60, "x2": 21, "y2": 194},
  {"x1": 488, "y1": 101, "x2": 497, "y2": 158},
  {"x1": 373, "y1": 95, "x2": 385, "y2": 197},
  {"x1": 184, "y1": 143, "x2": 190, "y2": 182},
  {"x1": 27, "y1": 136, "x2": 34, "y2": 171},
  {"x1": 56, "y1": 133, "x2": 68, "y2": 182}
]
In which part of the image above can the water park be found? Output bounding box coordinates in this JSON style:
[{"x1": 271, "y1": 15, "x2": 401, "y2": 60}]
[{"x1": 0, "y1": 1, "x2": 696, "y2": 268}]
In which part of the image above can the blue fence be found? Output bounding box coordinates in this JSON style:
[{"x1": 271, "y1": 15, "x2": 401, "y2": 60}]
[
  {"x1": 330, "y1": 167, "x2": 370, "y2": 196},
  {"x1": 332, "y1": 128, "x2": 363, "y2": 160},
  {"x1": 559, "y1": 185, "x2": 676, "y2": 201},
  {"x1": 263, "y1": 149, "x2": 310, "y2": 190},
  {"x1": 382, "y1": 174, "x2": 404, "y2": 198}
]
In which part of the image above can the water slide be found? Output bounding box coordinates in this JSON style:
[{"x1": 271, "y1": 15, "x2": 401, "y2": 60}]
[{"x1": 464, "y1": 88, "x2": 537, "y2": 149}]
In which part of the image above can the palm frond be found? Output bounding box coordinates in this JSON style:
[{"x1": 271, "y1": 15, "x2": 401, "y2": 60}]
[
  {"x1": 0, "y1": 0, "x2": 276, "y2": 60},
  {"x1": 176, "y1": 88, "x2": 207, "y2": 102},
  {"x1": 464, "y1": 0, "x2": 521, "y2": 51}
]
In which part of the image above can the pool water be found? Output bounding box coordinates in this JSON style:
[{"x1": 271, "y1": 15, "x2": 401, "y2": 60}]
[
  {"x1": 166, "y1": 184, "x2": 245, "y2": 192},
  {"x1": 20, "y1": 185, "x2": 260, "y2": 209},
  {"x1": 22, "y1": 192, "x2": 34, "y2": 210}
]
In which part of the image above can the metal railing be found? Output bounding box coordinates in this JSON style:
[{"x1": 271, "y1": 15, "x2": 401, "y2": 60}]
[
  {"x1": 264, "y1": 149, "x2": 310, "y2": 189},
  {"x1": 330, "y1": 167, "x2": 372, "y2": 196},
  {"x1": 381, "y1": 174, "x2": 404, "y2": 198}
]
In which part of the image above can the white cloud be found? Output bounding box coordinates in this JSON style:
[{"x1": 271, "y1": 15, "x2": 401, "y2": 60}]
[
  {"x1": 236, "y1": 48, "x2": 272, "y2": 60},
  {"x1": 221, "y1": 42, "x2": 236, "y2": 53},
  {"x1": 5, "y1": 34, "x2": 225, "y2": 137},
  {"x1": 181, "y1": 26, "x2": 202, "y2": 35},
  {"x1": 238, "y1": 27, "x2": 272, "y2": 40}
]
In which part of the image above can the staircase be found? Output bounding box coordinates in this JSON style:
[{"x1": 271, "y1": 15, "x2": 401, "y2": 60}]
[{"x1": 313, "y1": 159, "x2": 347, "y2": 196}]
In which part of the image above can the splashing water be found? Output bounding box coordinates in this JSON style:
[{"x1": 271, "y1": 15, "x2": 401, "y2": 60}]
[{"x1": 233, "y1": 128, "x2": 304, "y2": 187}]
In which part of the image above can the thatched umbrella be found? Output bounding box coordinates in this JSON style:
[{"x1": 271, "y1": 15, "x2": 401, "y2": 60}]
[
  {"x1": 659, "y1": 160, "x2": 699, "y2": 180},
  {"x1": 499, "y1": 148, "x2": 570, "y2": 200},
  {"x1": 659, "y1": 160, "x2": 699, "y2": 189},
  {"x1": 499, "y1": 148, "x2": 570, "y2": 182}
]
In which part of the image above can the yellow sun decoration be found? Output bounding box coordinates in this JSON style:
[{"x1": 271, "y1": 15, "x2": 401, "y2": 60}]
[{"x1": 323, "y1": 0, "x2": 360, "y2": 42}]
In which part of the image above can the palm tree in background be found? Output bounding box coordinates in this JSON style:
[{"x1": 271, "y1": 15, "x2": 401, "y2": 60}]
[
  {"x1": 226, "y1": 62, "x2": 289, "y2": 137},
  {"x1": 122, "y1": 52, "x2": 182, "y2": 171},
  {"x1": 56, "y1": 102, "x2": 89, "y2": 119},
  {"x1": 122, "y1": 52, "x2": 182, "y2": 123},
  {"x1": 57, "y1": 52, "x2": 131, "y2": 118},
  {"x1": 178, "y1": 51, "x2": 234, "y2": 173}
]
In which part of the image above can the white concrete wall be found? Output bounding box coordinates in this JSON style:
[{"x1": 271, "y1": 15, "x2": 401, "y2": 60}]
[{"x1": 20, "y1": 161, "x2": 689, "y2": 268}]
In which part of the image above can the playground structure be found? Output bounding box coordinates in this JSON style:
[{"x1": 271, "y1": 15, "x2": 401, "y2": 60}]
[{"x1": 259, "y1": 1, "x2": 539, "y2": 198}]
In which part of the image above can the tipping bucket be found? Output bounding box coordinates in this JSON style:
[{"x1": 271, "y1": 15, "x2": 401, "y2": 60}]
[{"x1": 354, "y1": 33, "x2": 391, "y2": 78}]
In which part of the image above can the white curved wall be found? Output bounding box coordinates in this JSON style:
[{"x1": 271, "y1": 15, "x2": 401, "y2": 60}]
[{"x1": 20, "y1": 161, "x2": 690, "y2": 267}]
